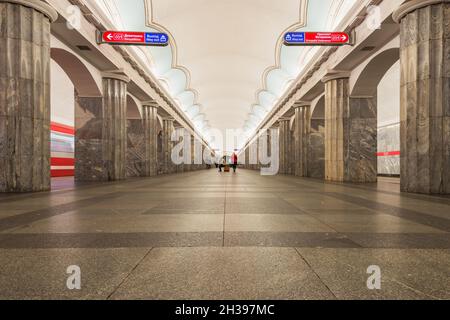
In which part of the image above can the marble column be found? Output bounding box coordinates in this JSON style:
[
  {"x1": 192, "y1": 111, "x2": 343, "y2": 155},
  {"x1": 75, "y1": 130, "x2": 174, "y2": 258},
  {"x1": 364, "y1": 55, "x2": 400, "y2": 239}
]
[
  {"x1": 0, "y1": 0, "x2": 57, "y2": 192},
  {"x1": 323, "y1": 72, "x2": 377, "y2": 183},
  {"x1": 143, "y1": 102, "x2": 158, "y2": 177},
  {"x1": 193, "y1": 137, "x2": 202, "y2": 170},
  {"x1": 162, "y1": 117, "x2": 174, "y2": 174},
  {"x1": 125, "y1": 117, "x2": 145, "y2": 178},
  {"x1": 245, "y1": 147, "x2": 250, "y2": 169},
  {"x1": 191, "y1": 135, "x2": 198, "y2": 171},
  {"x1": 394, "y1": 0, "x2": 450, "y2": 194},
  {"x1": 75, "y1": 94, "x2": 104, "y2": 181},
  {"x1": 180, "y1": 130, "x2": 190, "y2": 172},
  {"x1": 293, "y1": 103, "x2": 311, "y2": 177},
  {"x1": 172, "y1": 126, "x2": 185, "y2": 173},
  {"x1": 278, "y1": 118, "x2": 291, "y2": 174},
  {"x1": 254, "y1": 140, "x2": 259, "y2": 170},
  {"x1": 99, "y1": 72, "x2": 129, "y2": 181},
  {"x1": 308, "y1": 116, "x2": 325, "y2": 179}
]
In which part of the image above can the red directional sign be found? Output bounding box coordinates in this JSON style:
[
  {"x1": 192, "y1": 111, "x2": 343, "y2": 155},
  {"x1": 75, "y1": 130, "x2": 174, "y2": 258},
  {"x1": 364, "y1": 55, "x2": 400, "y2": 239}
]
[
  {"x1": 97, "y1": 31, "x2": 169, "y2": 46},
  {"x1": 102, "y1": 31, "x2": 145, "y2": 44},
  {"x1": 305, "y1": 32, "x2": 349, "y2": 44},
  {"x1": 284, "y1": 32, "x2": 351, "y2": 46}
]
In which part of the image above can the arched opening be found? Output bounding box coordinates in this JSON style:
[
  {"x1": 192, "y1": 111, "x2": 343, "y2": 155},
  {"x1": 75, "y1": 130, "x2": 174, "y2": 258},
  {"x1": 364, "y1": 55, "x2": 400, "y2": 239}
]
[
  {"x1": 126, "y1": 95, "x2": 145, "y2": 177},
  {"x1": 50, "y1": 48, "x2": 103, "y2": 185},
  {"x1": 51, "y1": 48, "x2": 102, "y2": 97},
  {"x1": 350, "y1": 47, "x2": 400, "y2": 181},
  {"x1": 308, "y1": 95, "x2": 325, "y2": 179},
  {"x1": 377, "y1": 62, "x2": 400, "y2": 177}
]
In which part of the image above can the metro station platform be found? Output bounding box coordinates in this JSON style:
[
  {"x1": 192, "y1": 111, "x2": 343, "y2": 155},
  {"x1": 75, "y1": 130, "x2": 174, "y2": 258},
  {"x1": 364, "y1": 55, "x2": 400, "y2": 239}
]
[{"x1": 0, "y1": 170, "x2": 448, "y2": 300}]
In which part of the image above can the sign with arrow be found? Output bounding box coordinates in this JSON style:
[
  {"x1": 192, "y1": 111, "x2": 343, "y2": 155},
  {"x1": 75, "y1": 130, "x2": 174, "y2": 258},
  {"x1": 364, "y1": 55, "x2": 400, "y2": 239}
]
[
  {"x1": 97, "y1": 31, "x2": 169, "y2": 46},
  {"x1": 284, "y1": 32, "x2": 351, "y2": 46}
]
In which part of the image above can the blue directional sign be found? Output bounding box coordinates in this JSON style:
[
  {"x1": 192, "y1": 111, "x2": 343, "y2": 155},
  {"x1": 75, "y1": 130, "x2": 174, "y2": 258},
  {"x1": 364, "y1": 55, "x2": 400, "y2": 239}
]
[
  {"x1": 284, "y1": 32, "x2": 305, "y2": 44},
  {"x1": 145, "y1": 33, "x2": 169, "y2": 45}
]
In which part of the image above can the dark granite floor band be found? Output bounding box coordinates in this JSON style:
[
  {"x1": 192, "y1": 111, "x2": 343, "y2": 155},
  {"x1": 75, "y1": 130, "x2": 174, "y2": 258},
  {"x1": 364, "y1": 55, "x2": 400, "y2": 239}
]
[
  {"x1": 294, "y1": 177, "x2": 450, "y2": 205},
  {"x1": 1, "y1": 232, "x2": 449, "y2": 249},
  {"x1": 0, "y1": 192, "x2": 123, "y2": 232},
  {"x1": 224, "y1": 232, "x2": 361, "y2": 248},
  {"x1": 325, "y1": 192, "x2": 450, "y2": 232},
  {"x1": 0, "y1": 232, "x2": 224, "y2": 249}
]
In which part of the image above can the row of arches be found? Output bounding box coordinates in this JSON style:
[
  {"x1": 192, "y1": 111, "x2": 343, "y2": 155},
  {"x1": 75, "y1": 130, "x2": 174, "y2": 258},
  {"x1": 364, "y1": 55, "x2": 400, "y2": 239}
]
[
  {"x1": 245, "y1": 44, "x2": 401, "y2": 183},
  {"x1": 50, "y1": 47, "x2": 168, "y2": 180},
  {"x1": 302, "y1": 45, "x2": 400, "y2": 180}
]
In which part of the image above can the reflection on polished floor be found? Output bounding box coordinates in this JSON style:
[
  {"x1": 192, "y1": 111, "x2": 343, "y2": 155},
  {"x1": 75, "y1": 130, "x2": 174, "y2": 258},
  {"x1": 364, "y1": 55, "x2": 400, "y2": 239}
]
[{"x1": 0, "y1": 170, "x2": 449, "y2": 300}]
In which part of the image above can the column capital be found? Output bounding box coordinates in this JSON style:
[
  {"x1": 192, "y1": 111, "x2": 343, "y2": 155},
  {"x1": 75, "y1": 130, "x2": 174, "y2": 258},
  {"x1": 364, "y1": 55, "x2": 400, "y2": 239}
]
[
  {"x1": 321, "y1": 70, "x2": 351, "y2": 83},
  {"x1": 102, "y1": 70, "x2": 130, "y2": 83},
  {"x1": 162, "y1": 117, "x2": 175, "y2": 122},
  {"x1": 293, "y1": 101, "x2": 311, "y2": 109},
  {"x1": 142, "y1": 101, "x2": 159, "y2": 109},
  {"x1": 393, "y1": 0, "x2": 446, "y2": 23},
  {"x1": 278, "y1": 117, "x2": 291, "y2": 123},
  {"x1": 0, "y1": 0, "x2": 58, "y2": 22}
]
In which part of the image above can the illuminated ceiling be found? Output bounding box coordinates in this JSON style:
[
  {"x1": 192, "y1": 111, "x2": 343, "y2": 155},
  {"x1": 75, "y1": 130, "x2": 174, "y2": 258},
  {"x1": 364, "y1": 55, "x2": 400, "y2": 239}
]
[{"x1": 94, "y1": 0, "x2": 358, "y2": 150}]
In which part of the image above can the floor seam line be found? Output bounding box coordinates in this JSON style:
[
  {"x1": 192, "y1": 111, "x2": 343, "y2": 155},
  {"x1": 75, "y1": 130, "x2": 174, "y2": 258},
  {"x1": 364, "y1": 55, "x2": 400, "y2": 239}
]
[
  {"x1": 106, "y1": 247, "x2": 154, "y2": 300},
  {"x1": 294, "y1": 247, "x2": 338, "y2": 299}
]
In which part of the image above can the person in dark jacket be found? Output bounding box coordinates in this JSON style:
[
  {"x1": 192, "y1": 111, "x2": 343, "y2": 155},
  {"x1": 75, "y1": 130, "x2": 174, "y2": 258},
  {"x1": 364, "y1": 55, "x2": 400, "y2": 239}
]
[{"x1": 218, "y1": 156, "x2": 226, "y2": 172}]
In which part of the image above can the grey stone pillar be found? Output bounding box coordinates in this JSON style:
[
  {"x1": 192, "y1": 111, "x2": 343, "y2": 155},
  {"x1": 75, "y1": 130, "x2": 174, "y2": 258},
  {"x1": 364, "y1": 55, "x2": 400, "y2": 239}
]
[
  {"x1": 348, "y1": 96, "x2": 377, "y2": 182},
  {"x1": 143, "y1": 101, "x2": 158, "y2": 177},
  {"x1": 308, "y1": 116, "x2": 325, "y2": 179},
  {"x1": 253, "y1": 140, "x2": 259, "y2": 170},
  {"x1": 394, "y1": 0, "x2": 450, "y2": 194},
  {"x1": 289, "y1": 128, "x2": 295, "y2": 175},
  {"x1": 179, "y1": 129, "x2": 189, "y2": 172},
  {"x1": 293, "y1": 103, "x2": 311, "y2": 177},
  {"x1": 126, "y1": 117, "x2": 145, "y2": 178},
  {"x1": 162, "y1": 117, "x2": 174, "y2": 174},
  {"x1": 75, "y1": 94, "x2": 104, "y2": 182},
  {"x1": 278, "y1": 118, "x2": 291, "y2": 174},
  {"x1": 0, "y1": 0, "x2": 57, "y2": 192},
  {"x1": 323, "y1": 73, "x2": 349, "y2": 182},
  {"x1": 189, "y1": 135, "x2": 197, "y2": 171},
  {"x1": 102, "y1": 72, "x2": 128, "y2": 181},
  {"x1": 172, "y1": 126, "x2": 184, "y2": 173},
  {"x1": 193, "y1": 137, "x2": 202, "y2": 170},
  {"x1": 323, "y1": 72, "x2": 377, "y2": 183},
  {"x1": 246, "y1": 147, "x2": 250, "y2": 170}
]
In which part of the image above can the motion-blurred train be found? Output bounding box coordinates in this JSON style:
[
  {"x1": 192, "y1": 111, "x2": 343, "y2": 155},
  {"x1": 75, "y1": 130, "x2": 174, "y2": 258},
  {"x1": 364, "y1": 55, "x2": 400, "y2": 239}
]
[{"x1": 50, "y1": 122, "x2": 75, "y2": 177}]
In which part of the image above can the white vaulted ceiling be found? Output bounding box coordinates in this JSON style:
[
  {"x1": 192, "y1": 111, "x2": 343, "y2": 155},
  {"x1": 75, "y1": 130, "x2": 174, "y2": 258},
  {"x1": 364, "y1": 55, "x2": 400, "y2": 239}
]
[
  {"x1": 94, "y1": 0, "x2": 358, "y2": 150},
  {"x1": 149, "y1": 0, "x2": 304, "y2": 138}
]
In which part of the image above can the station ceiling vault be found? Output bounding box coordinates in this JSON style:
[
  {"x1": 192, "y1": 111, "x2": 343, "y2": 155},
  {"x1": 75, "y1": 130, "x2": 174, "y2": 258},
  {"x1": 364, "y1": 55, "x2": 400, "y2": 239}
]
[{"x1": 95, "y1": 0, "x2": 358, "y2": 150}]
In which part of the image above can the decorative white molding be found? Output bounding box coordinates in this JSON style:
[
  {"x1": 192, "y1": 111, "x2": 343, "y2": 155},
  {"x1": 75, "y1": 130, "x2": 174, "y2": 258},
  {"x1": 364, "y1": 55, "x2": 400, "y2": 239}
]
[
  {"x1": 393, "y1": 0, "x2": 448, "y2": 23},
  {"x1": 0, "y1": 0, "x2": 58, "y2": 22}
]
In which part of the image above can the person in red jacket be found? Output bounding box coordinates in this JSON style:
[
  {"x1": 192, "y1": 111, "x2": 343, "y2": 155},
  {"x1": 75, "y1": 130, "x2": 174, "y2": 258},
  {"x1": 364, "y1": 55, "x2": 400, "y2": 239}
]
[{"x1": 231, "y1": 152, "x2": 238, "y2": 173}]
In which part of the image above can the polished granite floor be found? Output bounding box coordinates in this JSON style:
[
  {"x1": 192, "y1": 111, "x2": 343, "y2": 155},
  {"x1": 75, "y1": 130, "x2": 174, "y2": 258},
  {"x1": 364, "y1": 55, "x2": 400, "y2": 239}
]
[{"x1": 0, "y1": 169, "x2": 449, "y2": 300}]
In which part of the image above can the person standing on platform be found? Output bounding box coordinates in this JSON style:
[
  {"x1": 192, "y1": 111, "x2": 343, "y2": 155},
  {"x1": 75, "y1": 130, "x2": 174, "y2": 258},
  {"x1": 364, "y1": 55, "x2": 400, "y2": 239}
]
[{"x1": 231, "y1": 152, "x2": 238, "y2": 173}]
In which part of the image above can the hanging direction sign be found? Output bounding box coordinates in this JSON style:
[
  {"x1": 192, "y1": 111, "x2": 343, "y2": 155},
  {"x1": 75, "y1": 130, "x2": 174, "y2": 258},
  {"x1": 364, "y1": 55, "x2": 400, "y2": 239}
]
[
  {"x1": 284, "y1": 32, "x2": 350, "y2": 46},
  {"x1": 97, "y1": 31, "x2": 169, "y2": 46}
]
